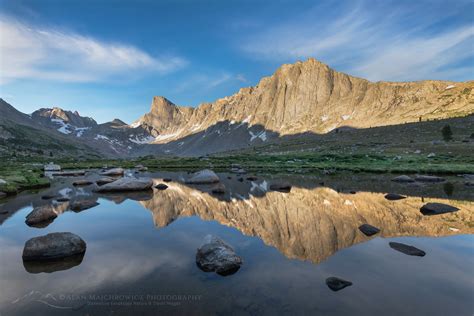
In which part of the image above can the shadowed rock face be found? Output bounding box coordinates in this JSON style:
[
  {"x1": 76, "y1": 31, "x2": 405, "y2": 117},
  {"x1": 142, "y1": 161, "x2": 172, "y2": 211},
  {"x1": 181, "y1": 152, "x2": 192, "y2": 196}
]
[{"x1": 139, "y1": 181, "x2": 474, "y2": 263}]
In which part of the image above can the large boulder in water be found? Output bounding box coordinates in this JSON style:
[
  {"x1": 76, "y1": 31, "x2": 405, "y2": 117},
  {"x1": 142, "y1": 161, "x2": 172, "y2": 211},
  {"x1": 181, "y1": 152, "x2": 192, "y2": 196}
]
[
  {"x1": 25, "y1": 205, "x2": 57, "y2": 227},
  {"x1": 94, "y1": 177, "x2": 153, "y2": 192},
  {"x1": 100, "y1": 168, "x2": 124, "y2": 176},
  {"x1": 196, "y1": 235, "x2": 243, "y2": 276},
  {"x1": 186, "y1": 170, "x2": 220, "y2": 184},
  {"x1": 22, "y1": 232, "x2": 86, "y2": 261},
  {"x1": 420, "y1": 202, "x2": 459, "y2": 215},
  {"x1": 95, "y1": 176, "x2": 117, "y2": 186}
]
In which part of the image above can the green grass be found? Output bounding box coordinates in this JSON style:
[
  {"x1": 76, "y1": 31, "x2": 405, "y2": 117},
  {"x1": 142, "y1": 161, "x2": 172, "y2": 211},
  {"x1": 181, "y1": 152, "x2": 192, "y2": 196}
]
[{"x1": 0, "y1": 164, "x2": 50, "y2": 195}]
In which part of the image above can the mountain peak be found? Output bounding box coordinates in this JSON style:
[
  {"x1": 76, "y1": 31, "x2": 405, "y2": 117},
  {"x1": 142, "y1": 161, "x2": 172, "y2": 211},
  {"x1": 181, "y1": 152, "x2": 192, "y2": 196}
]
[
  {"x1": 111, "y1": 118, "x2": 127, "y2": 125},
  {"x1": 150, "y1": 96, "x2": 176, "y2": 112}
]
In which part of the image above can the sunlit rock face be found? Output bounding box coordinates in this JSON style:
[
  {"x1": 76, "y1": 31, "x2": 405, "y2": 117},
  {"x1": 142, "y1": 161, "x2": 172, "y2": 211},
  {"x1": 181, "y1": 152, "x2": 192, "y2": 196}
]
[
  {"x1": 140, "y1": 181, "x2": 474, "y2": 263},
  {"x1": 134, "y1": 58, "x2": 474, "y2": 141}
]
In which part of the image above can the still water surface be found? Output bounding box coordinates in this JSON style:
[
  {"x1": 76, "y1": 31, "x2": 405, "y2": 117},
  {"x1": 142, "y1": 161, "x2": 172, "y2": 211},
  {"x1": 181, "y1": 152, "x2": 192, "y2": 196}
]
[{"x1": 1, "y1": 171, "x2": 473, "y2": 315}]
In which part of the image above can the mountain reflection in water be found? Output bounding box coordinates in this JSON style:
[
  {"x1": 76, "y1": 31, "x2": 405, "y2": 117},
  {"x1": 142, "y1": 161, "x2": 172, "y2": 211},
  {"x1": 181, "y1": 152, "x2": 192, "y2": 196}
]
[
  {"x1": 140, "y1": 178, "x2": 473, "y2": 263},
  {"x1": 0, "y1": 172, "x2": 473, "y2": 315}
]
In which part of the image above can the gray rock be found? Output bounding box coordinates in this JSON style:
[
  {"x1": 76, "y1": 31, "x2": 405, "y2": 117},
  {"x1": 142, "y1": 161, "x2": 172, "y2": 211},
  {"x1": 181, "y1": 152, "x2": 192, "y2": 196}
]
[
  {"x1": 389, "y1": 242, "x2": 426, "y2": 256},
  {"x1": 72, "y1": 179, "x2": 94, "y2": 186},
  {"x1": 94, "y1": 177, "x2": 153, "y2": 192},
  {"x1": 196, "y1": 235, "x2": 243, "y2": 276},
  {"x1": 391, "y1": 175, "x2": 415, "y2": 183},
  {"x1": 135, "y1": 164, "x2": 148, "y2": 172},
  {"x1": 269, "y1": 182, "x2": 292, "y2": 192},
  {"x1": 326, "y1": 277, "x2": 353, "y2": 291},
  {"x1": 414, "y1": 175, "x2": 445, "y2": 183},
  {"x1": 185, "y1": 169, "x2": 220, "y2": 184},
  {"x1": 95, "y1": 177, "x2": 117, "y2": 186},
  {"x1": 0, "y1": 192, "x2": 6, "y2": 199},
  {"x1": 51, "y1": 170, "x2": 86, "y2": 177},
  {"x1": 384, "y1": 193, "x2": 406, "y2": 200},
  {"x1": 420, "y1": 202, "x2": 459, "y2": 215},
  {"x1": 25, "y1": 205, "x2": 57, "y2": 227},
  {"x1": 358, "y1": 224, "x2": 380, "y2": 236},
  {"x1": 22, "y1": 232, "x2": 86, "y2": 261},
  {"x1": 43, "y1": 163, "x2": 61, "y2": 172},
  {"x1": 465, "y1": 181, "x2": 474, "y2": 187},
  {"x1": 70, "y1": 199, "x2": 99, "y2": 212},
  {"x1": 155, "y1": 183, "x2": 168, "y2": 190},
  {"x1": 100, "y1": 168, "x2": 125, "y2": 176}
]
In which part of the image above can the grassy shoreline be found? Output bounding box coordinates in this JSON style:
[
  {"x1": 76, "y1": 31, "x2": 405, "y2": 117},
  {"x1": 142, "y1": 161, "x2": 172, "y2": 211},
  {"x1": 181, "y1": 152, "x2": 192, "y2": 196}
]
[{"x1": 1, "y1": 153, "x2": 472, "y2": 198}]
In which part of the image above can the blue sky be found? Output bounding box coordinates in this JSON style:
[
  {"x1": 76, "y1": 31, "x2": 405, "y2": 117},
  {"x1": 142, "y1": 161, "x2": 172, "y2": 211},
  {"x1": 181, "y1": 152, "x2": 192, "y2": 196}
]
[{"x1": 0, "y1": 0, "x2": 473, "y2": 123}]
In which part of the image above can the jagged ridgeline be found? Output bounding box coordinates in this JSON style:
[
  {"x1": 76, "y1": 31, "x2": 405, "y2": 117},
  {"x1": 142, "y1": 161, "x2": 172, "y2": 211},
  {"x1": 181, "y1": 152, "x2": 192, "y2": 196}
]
[{"x1": 1, "y1": 58, "x2": 473, "y2": 158}]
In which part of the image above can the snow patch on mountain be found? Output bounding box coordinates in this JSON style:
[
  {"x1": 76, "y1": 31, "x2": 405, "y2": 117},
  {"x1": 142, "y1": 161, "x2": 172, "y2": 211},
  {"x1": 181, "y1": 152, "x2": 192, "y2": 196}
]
[{"x1": 51, "y1": 118, "x2": 72, "y2": 134}]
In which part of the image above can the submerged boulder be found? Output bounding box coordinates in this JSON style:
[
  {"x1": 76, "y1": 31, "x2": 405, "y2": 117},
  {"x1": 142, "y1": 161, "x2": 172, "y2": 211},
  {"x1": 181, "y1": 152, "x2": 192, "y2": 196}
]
[
  {"x1": 358, "y1": 224, "x2": 380, "y2": 236},
  {"x1": 185, "y1": 169, "x2": 220, "y2": 184},
  {"x1": 391, "y1": 175, "x2": 415, "y2": 183},
  {"x1": 420, "y1": 203, "x2": 460, "y2": 215},
  {"x1": 326, "y1": 277, "x2": 353, "y2": 291},
  {"x1": 94, "y1": 177, "x2": 153, "y2": 192},
  {"x1": 25, "y1": 205, "x2": 57, "y2": 227},
  {"x1": 384, "y1": 193, "x2": 406, "y2": 200},
  {"x1": 196, "y1": 235, "x2": 243, "y2": 276},
  {"x1": 22, "y1": 232, "x2": 86, "y2": 261},
  {"x1": 414, "y1": 175, "x2": 445, "y2": 183},
  {"x1": 389, "y1": 242, "x2": 426, "y2": 256},
  {"x1": 100, "y1": 168, "x2": 125, "y2": 176},
  {"x1": 70, "y1": 199, "x2": 99, "y2": 212}
]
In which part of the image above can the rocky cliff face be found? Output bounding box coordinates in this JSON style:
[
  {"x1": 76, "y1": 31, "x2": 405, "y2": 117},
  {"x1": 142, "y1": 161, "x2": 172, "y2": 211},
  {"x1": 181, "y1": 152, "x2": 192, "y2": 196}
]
[{"x1": 134, "y1": 58, "x2": 474, "y2": 144}]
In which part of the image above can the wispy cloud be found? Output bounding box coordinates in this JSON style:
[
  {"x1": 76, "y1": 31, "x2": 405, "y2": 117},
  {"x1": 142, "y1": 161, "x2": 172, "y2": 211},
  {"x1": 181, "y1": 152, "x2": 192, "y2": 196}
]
[
  {"x1": 240, "y1": 1, "x2": 474, "y2": 81},
  {"x1": 0, "y1": 15, "x2": 187, "y2": 84},
  {"x1": 174, "y1": 72, "x2": 243, "y2": 93}
]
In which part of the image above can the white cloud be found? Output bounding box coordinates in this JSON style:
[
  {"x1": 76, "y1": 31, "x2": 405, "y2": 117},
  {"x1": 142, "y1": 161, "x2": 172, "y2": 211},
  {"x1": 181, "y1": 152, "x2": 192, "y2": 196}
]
[
  {"x1": 174, "y1": 72, "x2": 243, "y2": 93},
  {"x1": 240, "y1": 2, "x2": 474, "y2": 81},
  {"x1": 0, "y1": 15, "x2": 187, "y2": 84}
]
